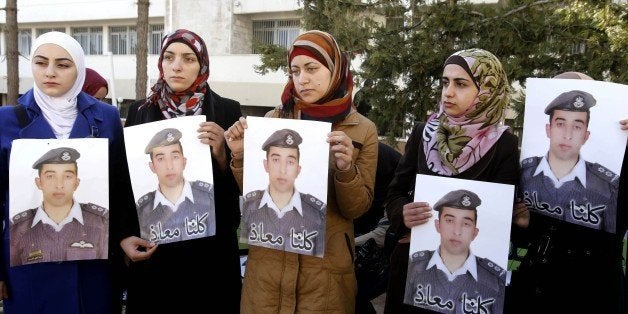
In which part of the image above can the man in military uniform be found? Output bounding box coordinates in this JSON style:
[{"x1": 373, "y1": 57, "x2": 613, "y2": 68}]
[
  {"x1": 241, "y1": 128, "x2": 326, "y2": 257},
  {"x1": 10, "y1": 147, "x2": 109, "y2": 266},
  {"x1": 520, "y1": 90, "x2": 619, "y2": 232},
  {"x1": 137, "y1": 127, "x2": 215, "y2": 244},
  {"x1": 404, "y1": 189, "x2": 505, "y2": 314}
]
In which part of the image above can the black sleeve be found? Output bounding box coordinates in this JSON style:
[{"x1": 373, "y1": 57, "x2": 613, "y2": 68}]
[
  {"x1": 209, "y1": 94, "x2": 243, "y2": 232},
  {"x1": 124, "y1": 100, "x2": 143, "y2": 127},
  {"x1": 110, "y1": 113, "x2": 140, "y2": 244},
  {"x1": 385, "y1": 122, "x2": 424, "y2": 238}
]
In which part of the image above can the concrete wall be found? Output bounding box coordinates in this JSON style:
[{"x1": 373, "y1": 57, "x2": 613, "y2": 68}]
[{"x1": 0, "y1": 0, "x2": 166, "y2": 22}]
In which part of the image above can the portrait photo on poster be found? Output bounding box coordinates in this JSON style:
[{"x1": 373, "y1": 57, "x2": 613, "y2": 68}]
[
  {"x1": 124, "y1": 115, "x2": 216, "y2": 244},
  {"x1": 240, "y1": 116, "x2": 330, "y2": 257},
  {"x1": 519, "y1": 78, "x2": 628, "y2": 233},
  {"x1": 9, "y1": 138, "x2": 109, "y2": 267},
  {"x1": 404, "y1": 174, "x2": 514, "y2": 314}
]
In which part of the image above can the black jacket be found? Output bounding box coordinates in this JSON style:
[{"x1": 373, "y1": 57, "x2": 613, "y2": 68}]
[{"x1": 123, "y1": 89, "x2": 243, "y2": 313}]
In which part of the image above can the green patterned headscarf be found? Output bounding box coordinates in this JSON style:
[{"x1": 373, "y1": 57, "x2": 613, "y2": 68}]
[{"x1": 423, "y1": 48, "x2": 510, "y2": 176}]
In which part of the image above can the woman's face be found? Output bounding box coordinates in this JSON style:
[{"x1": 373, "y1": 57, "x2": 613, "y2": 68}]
[
  {"x1": 440, "y1": 64, "x2": 479, "y2": 117},
  {"x1": 32, "y1": 44, "x2": 78, "y2": 97},
  {"x1": 93, "y1": 86, "x2": 108, "y2": 100},
  {"x1": 290, "y1": 54, "x2": 332, "y2": 103},
  {"x1": 161, "y1": 42, "x2": 201, "y2": 92}
]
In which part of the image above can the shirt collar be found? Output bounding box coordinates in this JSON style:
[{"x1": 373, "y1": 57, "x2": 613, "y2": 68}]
[
  {"x1": 427, "y1": 247, "x2": 478, "y2": 282},
  {"x1": 259, "y1": 187, "x2": 303, "y2": 218},
  {"x1": 32, "y1": 200, "x2": 83, "y2": 232},
  {"x1": 534, "y1": 154, "x2": 587, "y2": 188},
  {"x1": 153, "y1": 180, "x2": 194, "y2": 212}
]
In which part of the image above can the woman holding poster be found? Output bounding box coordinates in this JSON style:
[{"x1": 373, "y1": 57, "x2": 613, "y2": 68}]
[
  {"x1": 121, "y1": 29, "x2": 243, "y2": 313},
  {"x1": 225, "y1": 30, "x2": 378, "y2": 313},
  {"x1": 383, "y1": 48, "x2": 523, "y2": 313},
  {"x1": 514, "y1": 73, "x2": 628, "y2": 313},
  {"x1": 0, "y1": 31, "x2": 135, "y2": 313}
]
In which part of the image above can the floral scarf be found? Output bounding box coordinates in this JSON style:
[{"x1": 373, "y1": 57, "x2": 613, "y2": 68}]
[
  {"x1": 142, "y1": 29, "x2": 209, "y2": 118},
  {"x1": 279, "y1": 30, "x2": 353, "y2": 123},
  {"x1": 423, "y1": 48, "x2": 510, "y2": 176}
]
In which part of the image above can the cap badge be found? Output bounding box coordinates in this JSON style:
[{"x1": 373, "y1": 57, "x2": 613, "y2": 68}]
[
  {"x1": 286, "y1": 135, "x2": 294, "y2": 145},
  {"x1": 461, "y1": 195, "x2": 471, "y2": 207},
  {"x1": 166, "y1": 132, "x2": 175, "y2": 142},
  {"x1": 573, "y1": 96, "x2": 585, "y2": 108},
  {"x1": 61, "y1": 151, "x2": 71, "y2": 161}
]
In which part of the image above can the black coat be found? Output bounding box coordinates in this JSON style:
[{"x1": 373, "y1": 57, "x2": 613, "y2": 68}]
[
  {"x1": 384, "y1": 122, "x2": 520, "y2": 314},
  {"x1": 122, "y1": 89, "x2": 242, "y2": 313}
]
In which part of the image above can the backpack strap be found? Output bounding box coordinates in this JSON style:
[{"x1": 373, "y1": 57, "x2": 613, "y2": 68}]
[{"x1": 13, "y1": 104, "x2": 31, "y2": 129}]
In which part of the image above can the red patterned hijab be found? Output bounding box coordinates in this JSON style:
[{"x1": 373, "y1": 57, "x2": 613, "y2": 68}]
[
  {"x1": 280, "y1": 30, "x2": 353, "y2": 123},
  {"x1": 143, "y1": 29, "x2": 209, "y2": 118},
  {"x1": 423, "y1": 48, "x2": 510, "y2": 176}
]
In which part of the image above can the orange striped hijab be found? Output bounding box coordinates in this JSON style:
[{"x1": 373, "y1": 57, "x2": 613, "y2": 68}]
[{"x1": 280, "y1": 30, "x2": 353, "y2": 123}]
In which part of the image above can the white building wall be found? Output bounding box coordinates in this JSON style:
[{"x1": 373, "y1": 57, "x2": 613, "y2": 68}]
[
  {"x1": 0, "y1": 0, "x2": 166, "y2": 22},
  {"x1": 167, "y1": 0, "x2": 233, "y2": 55},
  {"x1": 0, "y1": 0, "x2": 293, "y2": 108}
]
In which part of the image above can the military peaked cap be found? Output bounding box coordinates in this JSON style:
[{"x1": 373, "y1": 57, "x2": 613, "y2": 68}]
[
  {"x1": 544, "y1": 90, "x2": 596, "y2": 114},
  {"x1": 32, "y1": 147, "x2": 80, "y2": 169},
  {"x1": 261, "y1": 128, "x2": 302, "y2": 151},
  {"x1": 145, "y1": 128, "x2": 182, "y2": 154},
  {"x1": 433, "y1": 189, "x2": 481, "y2": 212}
]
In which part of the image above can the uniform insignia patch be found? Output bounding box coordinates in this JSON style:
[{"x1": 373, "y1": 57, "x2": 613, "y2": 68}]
[
  {"x1": 26, "y1": 249, "x2": 44, "y2": 262},
  {"x1": 70, "y1": 240, "x2": 94, "y2": 248}
]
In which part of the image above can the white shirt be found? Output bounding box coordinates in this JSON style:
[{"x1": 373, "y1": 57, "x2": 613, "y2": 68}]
[
  {"x1": 32, "y1": 199, "x2": 84, "y2": 232},
  {"x1": 153, "y1": 180, "x2": 195, "y2": 212},
  {"x1": 427, "y1": 247, "x2": 478, "y2": 282},
  {"x1": 259, "y1": 187, "x2": 303, "y2": 219},
  {"x1": 534, "y1": 154, "x2": 587, "y2": 188}
]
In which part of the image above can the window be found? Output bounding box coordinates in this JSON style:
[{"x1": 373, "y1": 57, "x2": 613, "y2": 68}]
[
  {"x1": 149, "y1": 24, "x2": 164, "y2": 54},
  {"x1": 18, "y1": 29, "x2": 32, "y2": 57},
  {"x1": 110, "y1": 24, "x2": 164, "y2": 55},
  {"x1": 71, "y1": 27, "x2": 103, "y2": 55},
  {"x1": 252, "y1": 20, "x2": 300, "y2": 53},
  {"x1": 36, "y1": 28, "x2": 65, "y2": 37},
  {"x1": 109, "y1": 26, "x2": 137, "y2": 55}
]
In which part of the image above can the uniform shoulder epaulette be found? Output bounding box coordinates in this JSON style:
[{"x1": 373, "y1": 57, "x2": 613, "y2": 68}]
[
  {"x1": 410, "y1": 250, "x2": 433, "y2": 263},
  {"x1": 520, "y1": 156, "x2": 541, "y2": 169},
  {"x1": 302, "y1": 193, "x2": 326, "y2": 211},
  {"x1": 81, "y1": 203, "x2": 109, "y2": 217},
  {"x1": 11, "y1": 208, "x2": 36, "y2": 225},
  {"x1": 477, "y1": 257, "x2": 506, "y2": 281},
  {"x1": 191, "y1": 180, "x2": 213, "y2": 192},
  {"x1": 586, "y1": 162, "x2": 619, "y2": 187},
  {"x1": 245, "y1": 190, "x2": 264, "y2": 201},
  {"x1": 137, "y1": 191, "x2": 156, "y2": 207}
]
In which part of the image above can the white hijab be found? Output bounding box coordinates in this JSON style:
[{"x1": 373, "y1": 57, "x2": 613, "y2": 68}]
[{"x1": 30, "y1": 31, "x2": 86, "y2": 139}]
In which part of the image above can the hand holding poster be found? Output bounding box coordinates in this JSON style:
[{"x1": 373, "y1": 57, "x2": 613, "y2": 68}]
[
  {"x1": 404, "y1": 174, "x2": 514, "y2": 314},
  {"x1": 124, "y1": 115, "x2": 215, "y2": 244},
  {"x1": 240, "y1": 116, "x2": 330, "y2": 257}
]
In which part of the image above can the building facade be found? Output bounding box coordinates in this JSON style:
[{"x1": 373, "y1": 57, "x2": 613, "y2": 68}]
[{"x1": 0, "y1": 0, "x2": 305, "y2": 116}]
